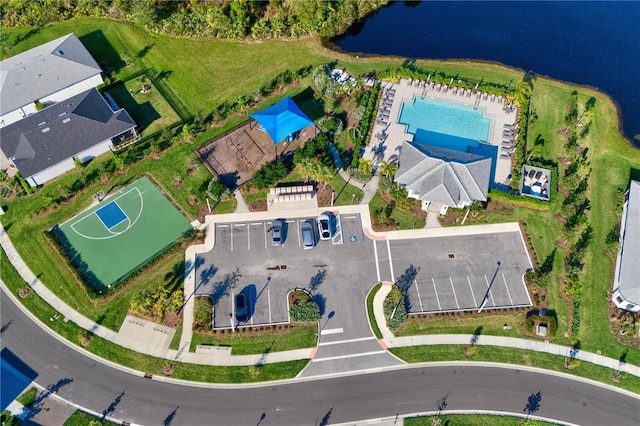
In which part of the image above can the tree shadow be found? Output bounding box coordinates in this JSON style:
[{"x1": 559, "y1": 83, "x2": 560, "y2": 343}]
[
  {"x1": 319, "y1": 406, "x2": 333, "y2": 426},
  {"x1": 395, "y1": 264, "x2": 420, "y2": 293},
  {"x1": 569, "y1": 340, "x2": 581, "y2": 359},
  {"x1": 313, "y1": 293, "x2": 328, "y2": 317},
  {"x1": 25, "y1": 378, "x2": 74, "y2": 421},
  {"x1": 0, "y1": 320, "x2": 13, "y2": 335},
  {"x1": 137, "y1": 43, "x2": 154, "y2": 59},
  {"x1": 436, "y1": 392, "x2": 450, "y2": 416},
  {"x1": 14, "y1": 26, "x2": 43, "y2": 46},
  {"x1": 470, "y1": 326, "x2": 483, "y2": 345},
  {"x1": 102, "y1": 391, "x2": 125, "y2": 420},
  {"x1": 309, "y1": 269, "x2": 327, "y2": 293},
  {"x1": 523, "y1": 391, "x2": 542, "y2": 416},
  {"x1": 209, "y1": 268, "x2": 242, "y2": 305},
  {"x1": 163, "y1": 406, "x2": 179, "y2": 426}
]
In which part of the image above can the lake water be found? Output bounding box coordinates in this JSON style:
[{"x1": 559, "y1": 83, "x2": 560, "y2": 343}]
[{"x1": 333, "y1": 1, "x2": 640, "y2": 147}]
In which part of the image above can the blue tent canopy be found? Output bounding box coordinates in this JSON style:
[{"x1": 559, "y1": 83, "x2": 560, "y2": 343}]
[{"x1": 249, "y1": 97, "x2": 314, "y2": 145}]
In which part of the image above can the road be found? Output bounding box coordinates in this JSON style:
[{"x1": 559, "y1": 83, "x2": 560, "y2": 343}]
[{"x1": 2, "y1": 286, "x2": 638, "y2": 425}]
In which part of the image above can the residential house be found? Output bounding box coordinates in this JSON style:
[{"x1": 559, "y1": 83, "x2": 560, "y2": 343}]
[
  {"x1": 0, "y1": 88, "x2": 136, "y2": 187},
  {"x1": 612, "y1": 179, "x2": 640, "y2": 312},
  {"x1": 0, "y1": 33, "x2": 103, "y2": 128}
]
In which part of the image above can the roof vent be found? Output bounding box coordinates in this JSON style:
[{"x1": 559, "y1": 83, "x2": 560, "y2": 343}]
[{"x1": 57, "y1": 50, "x2": 64, "y2": 56}]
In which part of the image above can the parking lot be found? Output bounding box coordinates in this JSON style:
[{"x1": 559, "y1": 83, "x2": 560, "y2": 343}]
[
  {"x1": 195, "y1": 213, "x2": 375, "y2": 330},
  {"x1": 375, "y1": 232, "x2": 532, "y2": 314}
]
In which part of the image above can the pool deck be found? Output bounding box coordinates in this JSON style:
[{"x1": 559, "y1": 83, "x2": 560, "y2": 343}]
[{"x1": 365, "y1": 78, "x2": 517, "y2": 186}]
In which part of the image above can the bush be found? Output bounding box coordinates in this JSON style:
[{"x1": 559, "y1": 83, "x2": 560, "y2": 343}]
[
  {"x1": 251, "y1": 159, "x2": 291, "y2": 189},
  {"x1": 290, "y1": 300, "x2": 320, "y2": 322},
  {"x1": 384, "y1": 286, "x2": 407, "y2": 332}
]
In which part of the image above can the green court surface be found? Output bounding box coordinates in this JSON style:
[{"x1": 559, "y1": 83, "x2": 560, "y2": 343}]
[{"x1": 53, "y1": 176, "x2": 192, "y2": 293}]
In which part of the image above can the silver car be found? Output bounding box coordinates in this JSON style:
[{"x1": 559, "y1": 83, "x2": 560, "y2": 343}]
[
  {"x1": 271, "y1": 219, "x2": 284, "y2": 247},
  {"x1": 301, "y1": 219, "x2": 315, "y2": 250}
]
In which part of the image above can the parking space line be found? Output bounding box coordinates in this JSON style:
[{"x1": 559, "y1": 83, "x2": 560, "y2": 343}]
[
  {"x1": 386, "y1": 240, "x2": 395, "y2": 281},
  {"x1": 230, "y1": 225, "x2": 234, "y2": 251},
  {"x1": 484, "y1": 275, "x2": 496, "y2": 306},
  {"x1": 432, "y1": 278, "x2": 442, "y2": 310},
  {"x1": 264, "y1": 222, "x2": 267, "y2": 248},
  {"x1": 318, "y1": 336, "x2": 376, "y2": 346},
  {"x1": 296, "y1": 220, "x2": 301, "y2": 246},
  {"x1": 414, "y1": 279, "x2": 424, "y2": 311},
  {"x1": 230, "y1": 292, "x2": 235, "y2": 327},
  {"x1": 268, "y1": 288, "x2": 272, "y2": 323},
  {"x1": 312, "y1": 350, "x2": 387, "y2": 362},
  {"x1": 502, "y1": 272, "x2": 514, "y2": 305},
  {"x1": 450, "y1": 277, "x2": 460, "y2": 309},
  {"x1": 247, "y1": 222, "x2": 251, "y2": 250},
  {"x1": 467, "y1": 276, "x2": 478, "y2": 307},
  {"x1": 373, "y1": 240, "x2": 381, "y2": 282}
]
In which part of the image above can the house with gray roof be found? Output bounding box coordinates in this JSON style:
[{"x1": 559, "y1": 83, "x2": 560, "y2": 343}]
[
  {"x1": 394, "y1": 141, "x2": 491, "y2": 214},
  {"x1": 0, "y1": 33, "x2": 103, "y2": 127},
  {"x1": 612, "y1": 179, "x2": 640, "y2": 313},
  {"x1": 0, "y1": 88, "x2": 136, "y2": 187}
]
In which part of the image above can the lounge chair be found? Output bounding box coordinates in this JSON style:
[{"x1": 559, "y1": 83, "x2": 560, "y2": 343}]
[
  {"x1": 528, "y1": 169, "x2": 536, "y2": 178},
  {"x1": 535, "y1": 171, "x2": 543, "y2": 180},
  {"x1": 500, "y1": 152, "x2": 512, "y2": 158}
]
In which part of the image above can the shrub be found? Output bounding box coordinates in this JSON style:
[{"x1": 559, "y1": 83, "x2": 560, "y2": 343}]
[
  {"x1": 384, "y1": 286, "x2": 407, "y2": 332},
  {"x1": 251, "y1": 159, "x2": 290, "y2": 189},
  {"x1": 290, "y1": 300, "x2": 319, "y2": 322}
]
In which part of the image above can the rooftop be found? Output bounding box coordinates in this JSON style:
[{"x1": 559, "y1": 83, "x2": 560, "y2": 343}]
[
  {"x1": 0, "y1": 33, "x2": 102, "y2": 115},
  {"x1": 616, "y1": 179, "x2": 640, "y2": 305}
]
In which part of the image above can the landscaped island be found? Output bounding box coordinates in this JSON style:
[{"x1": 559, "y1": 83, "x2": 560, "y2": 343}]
[{"x1": 0, "y1": 11, "x2": 638, "y2": 403}]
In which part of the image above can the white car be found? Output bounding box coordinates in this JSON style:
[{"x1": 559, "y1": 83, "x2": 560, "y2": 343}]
[{"x1": 317, "y1": 214, "x2": 331, "y2": 240}]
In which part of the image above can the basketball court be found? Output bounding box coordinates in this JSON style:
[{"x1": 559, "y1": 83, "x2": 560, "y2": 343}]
[{"x1": 53, "y1": 177, "x2": 192, "y2": 293}]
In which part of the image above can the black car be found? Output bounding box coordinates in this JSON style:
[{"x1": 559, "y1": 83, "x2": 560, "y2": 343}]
[{"x1": 235, "y1": 293, "x2": 248, "y2": 322}]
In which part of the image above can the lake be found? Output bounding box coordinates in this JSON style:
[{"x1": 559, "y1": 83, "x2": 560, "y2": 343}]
[{"x1": 333, "y1": 1, "x2": 640, "y2": 147}]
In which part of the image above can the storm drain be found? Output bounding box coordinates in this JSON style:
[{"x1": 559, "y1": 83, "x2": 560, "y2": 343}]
[{"x1": 448, "y1": 253, "x2": 456, "y2": 259}]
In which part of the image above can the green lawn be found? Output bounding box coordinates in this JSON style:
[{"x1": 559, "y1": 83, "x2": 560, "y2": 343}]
[
  {"x1": 190, "y1": 326, "x2": 317, "y2": 355},
  {"x1": 369, "y1": 193, "x2": 425, "y2": 229},
  {"x1": 105, "y1": 76, "x2": 181, "y2": 136},
  {"x1": 406, "y1": 414, "x2": 555, "y2": 426}
]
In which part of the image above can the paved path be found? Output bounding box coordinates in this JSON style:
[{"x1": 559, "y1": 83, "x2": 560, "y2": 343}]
[
  {"x1": 233, "y1": 189, "x2": 249, "y2": 213},
  {"x1": 2, "y1": 214, "x2": 639, "y2": 378}
]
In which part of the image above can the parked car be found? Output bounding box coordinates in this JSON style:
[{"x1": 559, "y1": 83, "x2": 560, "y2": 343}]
[
  {"x1": 271, "y1": 219, "x2": 285, "y2": 247},
  {"x1": 235, "y1": 293, "x2": 248, "y2": 322},
  {"x1": 301, "y1": 219, "x2": 316, "y2": 249},
  {"x1": 317, "y1": 213, "x2": 331, "y2": 240}
]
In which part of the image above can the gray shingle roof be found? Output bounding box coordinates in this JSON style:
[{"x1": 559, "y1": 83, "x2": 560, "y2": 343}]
[
  {"x1": 394, "y1": 141, "x2": 491, "y2": 207},
  {"x1": 0, "y1": 88, "x2": 135, "y2": 179},
  {"x1": 618, "y1": 180, "x2": 640, "y2": 304},
  {"x1": 0, "y1": 33, "x2": 102, "y2": 115}
]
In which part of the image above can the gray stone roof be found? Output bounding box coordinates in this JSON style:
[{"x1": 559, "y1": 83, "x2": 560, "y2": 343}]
[
  {"x1": 0, "y1": 33, "x2": 102, "y2": 115},
  {"x1": 617, "y1": 180, "x2": 640, "y2": 305},
  {"x1": 0, "y1": 88, "x2": 135, "y2": 179},
  {"x1": 394, "y1": 141, "x2": 491, "y2": 207}
]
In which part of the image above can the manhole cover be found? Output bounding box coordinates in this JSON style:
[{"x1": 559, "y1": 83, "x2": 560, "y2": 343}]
[{"x1": 448, "y1": 253, "x2": 455, "y2": 259}]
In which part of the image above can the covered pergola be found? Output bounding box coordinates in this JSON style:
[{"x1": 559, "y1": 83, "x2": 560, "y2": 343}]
[{"x1": 249, "y1": 96, "x2": 315, "y2": 157}]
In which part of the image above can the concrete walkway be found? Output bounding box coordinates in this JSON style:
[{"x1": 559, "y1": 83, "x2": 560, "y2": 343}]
[
  {"x1": 2, "y1": 214, "x2": 640, "y2": 378},
  {"x1": 233, "y1": 189, "x2": 249, "y2": 213}
]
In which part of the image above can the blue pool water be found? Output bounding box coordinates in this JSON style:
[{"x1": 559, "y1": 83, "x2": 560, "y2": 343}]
[{"x1": 399, "y1": 98, "x2": 490, "y2": 150}]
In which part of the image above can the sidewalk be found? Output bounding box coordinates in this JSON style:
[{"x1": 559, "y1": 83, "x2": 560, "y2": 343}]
[{"x1": 3, "y1": 215, "x2": 640, "y2": 378}]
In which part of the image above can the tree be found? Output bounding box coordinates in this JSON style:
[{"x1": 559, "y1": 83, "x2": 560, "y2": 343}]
[
  {"x1": 358, "y1": 158, "x2": 372, "y2": 175},
  {"x1": 296, "y1": 158, "x2": 316, "y2": 182},
  {"x1": 206, "y1": 178, "x2": 231, "y2": 202},
  {"x1": 314, "y1": 164, "x2": 335, "y2": 190},
  {"x1": 379, "y1": 160, "x2": 398, "y2": 179},
  {"x1": 513, "y1": 80, "x2": 532, "y2": 107}
]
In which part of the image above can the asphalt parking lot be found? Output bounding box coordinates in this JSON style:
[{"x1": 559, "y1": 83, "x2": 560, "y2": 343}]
[
  {"x1": 377, "y1": 232, "x2": 533, "y2": 314},
  {"x1": 195, "y1": 213, "x2": 377, "y2": 332}
]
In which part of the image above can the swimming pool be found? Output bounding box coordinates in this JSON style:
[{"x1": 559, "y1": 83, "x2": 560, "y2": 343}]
[{"x1": 399, "y1": 98, "x2": 491, "y2": 150}]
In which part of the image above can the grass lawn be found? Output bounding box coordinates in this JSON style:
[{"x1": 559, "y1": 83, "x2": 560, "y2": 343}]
[
  {"x1": 332, "y1": 172, "x2": 364, "y2": 205},
  {"x1": 398, "y1": 312, "x2": 532, "y2": 340},
  {"x1": 405, "y1": 414, "x2": 554, "y2": 426},
  {"x1": 390, "y1": 345, "x2": 640, "y2": 394},
  {"x1": 105, "y1": 76, "x2": 181, "y2": 136},
  {"x1": 367, "y1": 283, "x2": 383, "y2": 339},
  {"x1": 190, "y1": 326, "x2": 317, "y2": 355},
  {"x1": 369, "y1": 193, "x2": 425, "y2": 229},
  {"x1": 64, "y1": 411, "x2": 113, "y2": 426}
]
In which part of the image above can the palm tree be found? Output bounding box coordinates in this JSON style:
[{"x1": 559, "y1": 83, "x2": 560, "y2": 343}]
[
  {"x1": 314, "y1": 164, "x2": 335, "y2": 190},
  {"x1": 358, "y1": 158, "x2": 373, "y2": 175},
  {"x1": 514, "y1": 80, "x2": 532, "y2": 107},
  {"x1": 296, "y1": 158, "x2": 315, "y2": 182},
  {"x1": 379, "y1": 160, "x2": 398, "y2": 179}
]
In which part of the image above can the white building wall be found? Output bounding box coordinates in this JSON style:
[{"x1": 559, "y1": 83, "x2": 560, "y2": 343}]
[
  {"x1": 0, "y1": 74, "x2": 103, "y2": 127},
  {"x1": 26, "y1": 138, "x2": 113, "y2": 187}
]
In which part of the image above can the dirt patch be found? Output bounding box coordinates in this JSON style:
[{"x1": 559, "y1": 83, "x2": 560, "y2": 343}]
[
  {"x1": 557, "y1": 183, "x2": 569, "y2": 197},
  {"x1": 608, "y1": 304, "x2": 640, "y2": 350},
  {"x1": 555, "y1": 238, "x2": 570, "y2": 252},
  {"x1": 554, "y1": 213, "x2": 567, "y2": 226},
  {"x1": 248, "y1": 199, "x2": 267, "y2": 212},
  {"x1": 316, "y1": 184, "x2": 334, "y2": 207}
]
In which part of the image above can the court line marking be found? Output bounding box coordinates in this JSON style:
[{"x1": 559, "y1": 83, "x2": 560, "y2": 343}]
[
  {"x1": 484, "y1": 274, "x2": 496, "y2": 306},
  {"x1": 320, "y1": 327, "x2": 344, "y2": 335},
  {"x1": 450, "y1": 277, "x2": 460, "y2": 309},
  {"x1": 414, "y1": 279, "x2": 424, "y2": 311},
  {"x1": 386, "y1": 240, "x2": 395, "y2": 281},
  {"x1": 95, "y1": 201, "x2": 128, "y2": 231},
  {"x1": 502, "y1": 272, "x2": 514, "y2": 305},
  {"x1": 467, "y1": 276, "x2": 478, "y2": 307},
  {"x1": 312, "y1": 350, "x2": 387, "y2": 362},
  {"x1": 373, "y1": 240, "x2": 381, "y2": 282},
  {"x1": 318, "y1": 336, "x2": 376, "y2": 346},
  {"x1": 432, "y1": 278, "x2": 442, "y2": 310},
  {"x1": 69, "y1": 187, "x2": 144, "y2": 240}
]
